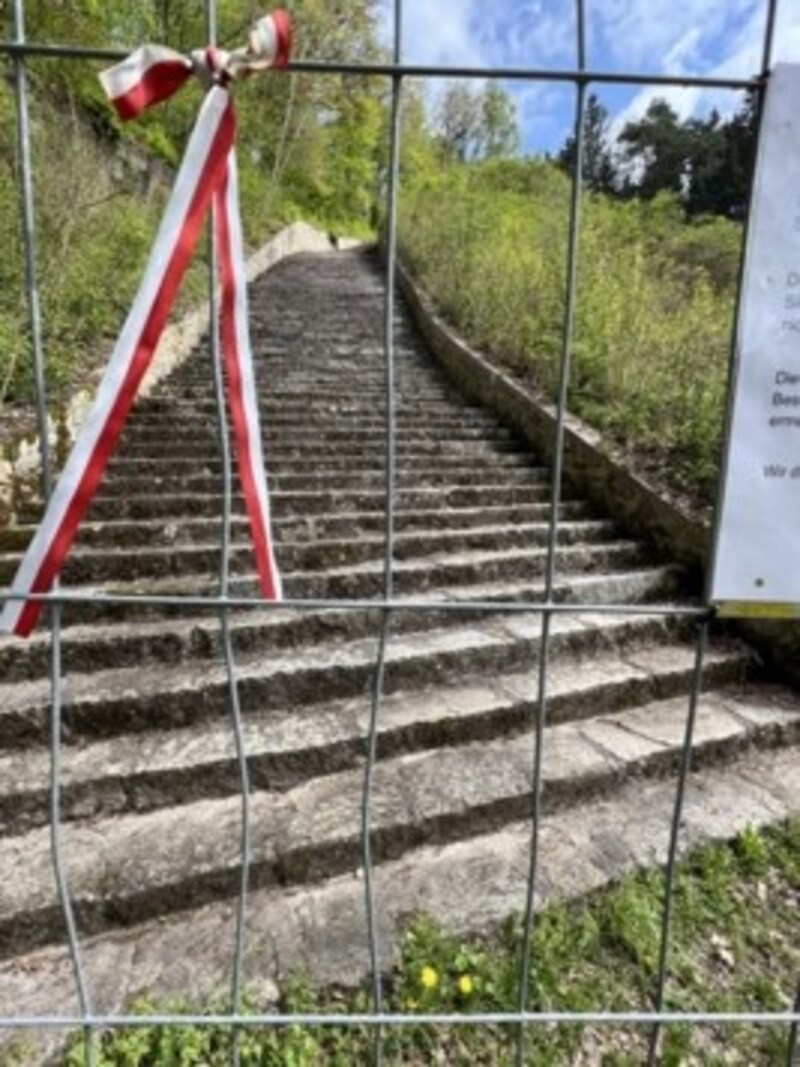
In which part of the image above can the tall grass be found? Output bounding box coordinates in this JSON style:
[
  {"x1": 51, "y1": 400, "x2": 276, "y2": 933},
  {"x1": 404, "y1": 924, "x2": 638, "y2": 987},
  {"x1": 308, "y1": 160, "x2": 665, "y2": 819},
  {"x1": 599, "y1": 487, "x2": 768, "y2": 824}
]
[{"x1": 399, "y1": 160, "x2": 743, "y2": 502}]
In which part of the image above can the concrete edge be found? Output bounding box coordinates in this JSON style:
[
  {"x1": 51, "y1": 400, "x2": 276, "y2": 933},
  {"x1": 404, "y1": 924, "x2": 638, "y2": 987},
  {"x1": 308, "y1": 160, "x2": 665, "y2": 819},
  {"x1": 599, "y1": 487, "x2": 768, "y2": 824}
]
[
  {"x1": 0, "y1": 222, "x2": 360, "y2": 526},
  {"x1": 395, "y1": 259, "x2": 800, "y2": 687}
]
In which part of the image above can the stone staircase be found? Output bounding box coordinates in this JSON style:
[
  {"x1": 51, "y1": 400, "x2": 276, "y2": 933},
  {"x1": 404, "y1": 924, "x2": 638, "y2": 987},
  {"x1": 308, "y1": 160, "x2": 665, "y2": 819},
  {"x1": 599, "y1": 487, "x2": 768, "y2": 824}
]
[{"x1": 0, "y1": 249, "x2": 798, "y2": 1022}]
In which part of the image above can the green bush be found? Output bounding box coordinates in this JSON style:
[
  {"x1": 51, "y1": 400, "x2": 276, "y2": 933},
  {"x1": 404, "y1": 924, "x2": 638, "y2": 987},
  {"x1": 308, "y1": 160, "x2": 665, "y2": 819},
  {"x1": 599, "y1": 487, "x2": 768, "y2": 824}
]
[{"x1": 399, "y1": 162, "x2": 743, "y2": 503}]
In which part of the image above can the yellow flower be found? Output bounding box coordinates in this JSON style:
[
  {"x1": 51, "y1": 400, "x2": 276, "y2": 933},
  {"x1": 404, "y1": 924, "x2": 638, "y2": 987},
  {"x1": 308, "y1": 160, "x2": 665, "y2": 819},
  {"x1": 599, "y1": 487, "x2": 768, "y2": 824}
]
[
  {"x1": 419, "y1": 965, "x2": 439, "y2": 991},
  {"x1": 457, "y1": 974, "x2": 474, "y2": 996}
]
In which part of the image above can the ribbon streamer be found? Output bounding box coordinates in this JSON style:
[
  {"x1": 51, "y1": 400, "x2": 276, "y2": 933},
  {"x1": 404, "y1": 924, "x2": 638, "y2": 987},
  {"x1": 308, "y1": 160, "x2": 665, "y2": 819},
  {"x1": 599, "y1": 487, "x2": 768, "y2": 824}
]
[{"x1": 0, "y1": 12, "x2": 290, "y2": 638}]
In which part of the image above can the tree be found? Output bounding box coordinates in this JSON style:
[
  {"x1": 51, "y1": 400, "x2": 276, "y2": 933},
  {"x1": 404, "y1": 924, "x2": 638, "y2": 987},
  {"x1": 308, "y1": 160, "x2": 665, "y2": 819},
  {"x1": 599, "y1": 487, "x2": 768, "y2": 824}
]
[
  {"x1": 399, "y1": 85, "x2": 438, "y2": 179},
  {"x1": 683, "y1": 110, "x2": 728, "y2": 217},
  {"x1": 481, "y1": 85, "x2": 519, "y2": 159},
  {"x1": 620, "y1": 93, "x2": 757, "y2": 218},
  {"x1": 436, "y1": 82, "x2": 519, "y2": 162},
  {"x1": 436, "y1": 82, "x2": 483, "y2": 162},
  {"x1": 712, "y1": 92, "x2": 757, "y2": 219},
  {"x1": 558, "y1": 92, "x2": 616, "y2": 193},
  {"x1": 618, "y1": 99, "x2": 689, "y2": 200}
]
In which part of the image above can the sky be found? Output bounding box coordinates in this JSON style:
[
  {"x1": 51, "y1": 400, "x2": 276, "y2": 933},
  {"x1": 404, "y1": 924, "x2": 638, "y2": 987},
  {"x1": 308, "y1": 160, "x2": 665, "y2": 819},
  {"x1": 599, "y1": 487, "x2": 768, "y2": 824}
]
[{"x1": 375, "y1": 0, "x2": 800, "y2": 154}]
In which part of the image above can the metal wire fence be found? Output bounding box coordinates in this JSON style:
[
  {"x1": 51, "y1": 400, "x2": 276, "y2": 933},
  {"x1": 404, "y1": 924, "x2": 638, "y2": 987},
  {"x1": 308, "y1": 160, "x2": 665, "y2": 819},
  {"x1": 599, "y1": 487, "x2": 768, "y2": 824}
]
[{"x1": 0, "y1": 0, "x2": 798, "y2": 1064}]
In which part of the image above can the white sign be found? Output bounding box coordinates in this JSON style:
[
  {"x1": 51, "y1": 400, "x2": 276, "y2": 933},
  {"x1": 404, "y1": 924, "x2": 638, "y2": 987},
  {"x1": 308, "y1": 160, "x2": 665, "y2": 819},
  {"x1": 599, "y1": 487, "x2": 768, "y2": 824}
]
[{"x1": 710, "y1": 63, "x2": 800, "y2": 618}]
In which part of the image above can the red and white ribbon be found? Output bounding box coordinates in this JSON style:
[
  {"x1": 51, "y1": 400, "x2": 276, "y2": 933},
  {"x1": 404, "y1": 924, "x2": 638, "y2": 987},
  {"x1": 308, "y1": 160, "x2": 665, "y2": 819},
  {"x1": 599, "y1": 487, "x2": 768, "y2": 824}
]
[{"x1": 1, "y1": 12, "x2": 290, "y2": 638}]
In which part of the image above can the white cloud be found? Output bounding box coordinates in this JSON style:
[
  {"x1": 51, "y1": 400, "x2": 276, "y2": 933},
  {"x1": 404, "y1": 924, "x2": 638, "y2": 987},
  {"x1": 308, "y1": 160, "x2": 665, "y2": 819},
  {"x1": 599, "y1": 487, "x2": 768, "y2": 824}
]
[
  {"x1": 375, "y1": 0, "x2": 800, "y2": 152},
  {"x1": 377, "y1": 0, "x2": 576, "y2": 69},
  {"x1": 609, "y1": 0, "x2": 800, "y2": 138},
  {"x1": 588, "y1": 0, "x2": 755, "y2": 71}
]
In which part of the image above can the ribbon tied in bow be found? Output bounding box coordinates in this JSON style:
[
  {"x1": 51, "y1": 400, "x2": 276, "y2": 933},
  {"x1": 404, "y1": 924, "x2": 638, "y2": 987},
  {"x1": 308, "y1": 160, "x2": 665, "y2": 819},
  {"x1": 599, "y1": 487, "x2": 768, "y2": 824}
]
[{"x1": 1, "y1": 12, "x2": 290, "y2": 638}]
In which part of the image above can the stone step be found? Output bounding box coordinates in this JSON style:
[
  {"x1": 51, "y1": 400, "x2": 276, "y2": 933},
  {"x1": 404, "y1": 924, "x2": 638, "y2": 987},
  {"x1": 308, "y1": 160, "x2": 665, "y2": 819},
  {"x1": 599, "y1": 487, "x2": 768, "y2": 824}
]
[
  {"x1": 0, "y1": 536, "x2": 645, "y2": 591},
  {"x1": 1, "y1": 502, "x2": 593, "y2": 555},
  {"x1": 0, "y1": 640, "x2": 751, "y2": 836},
  {"x1": 101, "y1": 465, "x2": 545, "y2": 494},
  {"x1": 3, "y1": 742, "x2": 796, "y2": 1046},
  {"x1": 134, "y1": 400, "x2": 494, "y2": 422},
  {"x1": 67, "y1": 519, "x2": 619, "y2": 573},
  {"x1": 45, "y1": 560, "x2": 685, "y2": 632},
  {"x1": 94, "y1": 467, "x2": 548, "y2": 497},
  {"x1": 108, "y1": 448, "x2": 535, "y2": 471},
  {"x1": 0, "y1": 685, "x2": 795, "y2": 960},
  {"x1": 130, "y1": 411, "x2": 514, "y2": 433},
  {"x1": 17, "y1": 483, "x2": 560, "y2": 524},
  {"x1": 0, "y1": 611, "x2": 686, "y2": 749},
  {"x1": 161, "y1": 385, "x2": 460, "y2": 404},
  {"x1": 0, "y1": 567, "x2": 686, "y2": 683}
]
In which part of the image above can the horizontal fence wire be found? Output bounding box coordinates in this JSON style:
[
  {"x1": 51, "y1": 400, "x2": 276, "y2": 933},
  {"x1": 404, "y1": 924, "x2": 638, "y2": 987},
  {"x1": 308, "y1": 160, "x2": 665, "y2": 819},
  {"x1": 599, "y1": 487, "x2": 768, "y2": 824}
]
[
  {"x1": 0, "y1": 1010, "x2": 797, "y2": 1029},
  {"x1": 0, "y1": 590, "x2": 712, "y2": 615},
  {"x1": 1, "y1": 0, "x2": 796, "y2": 1056},
  {"x1": 0, "y1": 40, "x2": 765, "y2": 88}
]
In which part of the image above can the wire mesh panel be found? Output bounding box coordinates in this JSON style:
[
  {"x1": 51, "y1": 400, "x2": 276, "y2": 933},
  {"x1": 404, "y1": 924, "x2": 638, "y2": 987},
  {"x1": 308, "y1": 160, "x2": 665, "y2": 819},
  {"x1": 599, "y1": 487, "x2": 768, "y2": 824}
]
[{"x1": 0, "y1": 0, "x2": 798, "y2": 1064}]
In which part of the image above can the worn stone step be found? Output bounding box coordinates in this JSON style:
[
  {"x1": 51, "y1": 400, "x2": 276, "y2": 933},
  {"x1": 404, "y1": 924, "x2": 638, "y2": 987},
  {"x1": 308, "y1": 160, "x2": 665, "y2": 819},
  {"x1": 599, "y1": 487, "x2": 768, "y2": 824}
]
[
  {"x1": 124, "y1": 421, "x2": 510, "y2": 445},
  {"x1": 139, "y1": 422, "x2": 520, "y2": 443},
  {"x1": 259, "y1": 429, "x2": 519, "y2": 448},
  {"x1": 0, "y1": 640, "x2": 751, "y2": 835},
  {"x1": 129, "y1": 403, "x2": 507, "y2": 423},
  {"x1": 111, "y1": 435, "x2": 533, "y2": 465},
  {"x1": 81, "y1": 518, "x2": 620, "y2": 572},
  {"x1": 134, "y1": 400, "x2": 493, "y2": 423},
  {"x1": 0, "y1": 536, "x2": 645, "y2": 591},
  {"x1": 110, "y1": 441, "x2": 535, "y2": 466},
  {"x1": 101, "y1": 465, "x2": 545, "y2": 494},
  {"x1": 0, "y1": 685, "x2": 795, "y2": 959},
  {"x1": 16, "y1": 483, "x2": 560, "y2": 525},
  {"x1": 4, "y1": 741, "x2": 796, "y2": 1049},
  {"x1": 46, "y1": 560, "x2": 683, "y2": 633},
  {"x1": 162, "y1": 385, "x2": 458, "y2": 404},
  {"x1": 95, "y1": 471, "x2": 545, "y2": 503},
  {"x1": 0, "y1": 567, "x2": 685, "y2": 683},
  {"x1": 306, "y1": 541, "x2": 647, "y2": 598},
  {"x1": 1, "y1": 502, "x2": 593, "y2": 555},
  {"x1": 109, "y1": 450, "x2": 535, "y2": 474},
  {"x1": 0, "y1": 611, "x2": 683, "y2": 748}
]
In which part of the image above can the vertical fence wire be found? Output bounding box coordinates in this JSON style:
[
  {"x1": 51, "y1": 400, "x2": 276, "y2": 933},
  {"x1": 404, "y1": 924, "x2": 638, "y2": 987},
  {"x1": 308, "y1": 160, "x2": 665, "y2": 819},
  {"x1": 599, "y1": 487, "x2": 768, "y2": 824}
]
[
  {"x1": 204, "y1": 3, "x2": 252, "y2": 1060},
  {"x1": 707, "y1": 0, "x2": 780, "y2": 592},
  {"x1": 645, "y1": 621, "x2": 709, "y2": 1065},
  {"x1": 361, "y1": 2, "x2": 404, "y2": 1061},
  {"x1": 761, "y1": 0, "x2": 779, "y2": 75},
  {"x1": 515, "y1": 3, "x2": 586, "y2": 1063},
  {"x1": 11, "y1": 1, "x2": 94, "y2": 1062},
  {"x1": 787, "y1": 983, "x2": 800, "y2": 1067}
]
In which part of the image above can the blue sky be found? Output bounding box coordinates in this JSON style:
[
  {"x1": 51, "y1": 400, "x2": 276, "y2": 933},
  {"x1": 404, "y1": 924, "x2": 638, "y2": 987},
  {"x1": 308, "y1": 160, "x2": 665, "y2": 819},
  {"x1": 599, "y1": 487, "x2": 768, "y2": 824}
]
[{"x1": 376, "y1": 0, "x2": 800, "y2": 154}]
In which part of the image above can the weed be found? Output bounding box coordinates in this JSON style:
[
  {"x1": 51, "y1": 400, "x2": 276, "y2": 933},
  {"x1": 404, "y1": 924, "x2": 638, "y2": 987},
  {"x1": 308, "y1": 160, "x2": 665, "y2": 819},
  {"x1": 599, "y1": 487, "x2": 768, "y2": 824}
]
[{"x1": 66, "y1": 820, "x2": 798, "y2": 1066}]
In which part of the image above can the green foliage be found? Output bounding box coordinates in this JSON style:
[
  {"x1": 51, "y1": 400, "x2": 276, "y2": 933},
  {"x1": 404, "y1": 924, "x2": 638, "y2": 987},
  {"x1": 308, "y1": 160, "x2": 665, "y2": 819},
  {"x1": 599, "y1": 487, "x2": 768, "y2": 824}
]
[
  {"x1": 612, "y1": 93, "x2": 757, "y2": 219},
  {"x1": 619, "y1": 99, "x2": 689, "y2": 199},
  {"x1": 399, "y1": 158, "x2": 743, "y2": 502},
  {"x1": 435, "y1": 81, "x2": 520, "y2": 163},
  {"x1": 0, "y1": 0, "x2": 387, "y2": 409},
  {"x1": 66, "y1": 820, "x2": 798, "y2": 1065},
  {"x1": 558, "y1": 92, "x2": 616, "y2": 194}
]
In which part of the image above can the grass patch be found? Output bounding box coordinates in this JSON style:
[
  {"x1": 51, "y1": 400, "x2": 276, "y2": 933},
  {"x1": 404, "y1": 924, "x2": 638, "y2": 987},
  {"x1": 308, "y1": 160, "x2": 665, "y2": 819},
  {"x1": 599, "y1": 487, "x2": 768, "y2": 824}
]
[{"x1": 62, "y1": 819, "x2": 798, "y2": 1065}]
